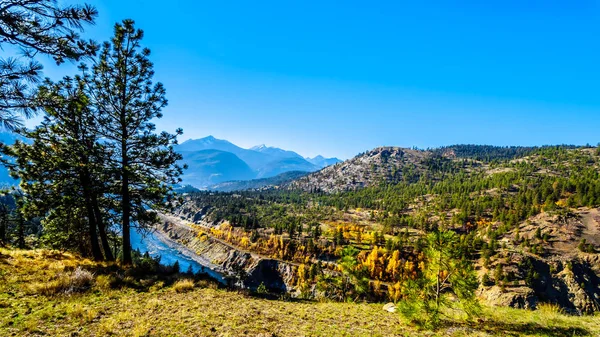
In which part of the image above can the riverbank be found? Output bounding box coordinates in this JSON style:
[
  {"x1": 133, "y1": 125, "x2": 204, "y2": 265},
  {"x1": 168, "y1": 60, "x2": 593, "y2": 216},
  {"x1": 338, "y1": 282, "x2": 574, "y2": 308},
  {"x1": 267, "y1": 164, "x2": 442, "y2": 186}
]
[
  {"x1": 1, "y1": 247, "x2": 599, "y2": 337},
  {"x1": 138, "y1": 226, "x2": 228, "y2": 285},
  {"x1": 155, "y1": 213, "x2": 298, "y2": 292}
]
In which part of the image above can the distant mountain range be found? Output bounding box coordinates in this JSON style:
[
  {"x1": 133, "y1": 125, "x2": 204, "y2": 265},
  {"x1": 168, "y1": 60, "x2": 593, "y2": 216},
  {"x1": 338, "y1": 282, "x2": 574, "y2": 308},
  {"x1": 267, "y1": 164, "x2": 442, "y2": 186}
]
[
  {"x1": 177, "y1": 136, "x2": 341, "y2": 188},
  {"x1": 0, "y1": 133, "x2": 341, "y2": 190}
]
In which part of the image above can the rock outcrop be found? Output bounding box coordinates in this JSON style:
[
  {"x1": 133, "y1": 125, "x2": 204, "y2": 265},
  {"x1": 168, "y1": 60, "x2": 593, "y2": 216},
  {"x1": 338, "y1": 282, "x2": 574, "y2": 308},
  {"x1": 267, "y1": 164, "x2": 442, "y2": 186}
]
[
  {"x1": 479, "y1": 255, "x2": 600, "y2": 314},
  {"x1": 286, "y1": 147, "x2": 430, "y2": 193},
  {"x1": 156, "y1": 213, "x2": 298, "y2": 293},
  {"x1": 479, "y1": 286, "x2": 538, "y2": 309}
]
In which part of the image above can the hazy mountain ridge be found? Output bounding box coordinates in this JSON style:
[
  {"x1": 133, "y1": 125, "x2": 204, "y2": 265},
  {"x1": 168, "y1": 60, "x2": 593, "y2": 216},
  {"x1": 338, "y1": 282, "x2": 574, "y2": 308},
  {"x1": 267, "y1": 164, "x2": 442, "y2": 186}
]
[
  {"x1": 178, "y1": 149, "x2": 255, "y2": 188},
  {"x1": 306, "y1": 155, "x2": 342, "y2": 168},
  {"x1": 177, "y1": 136, "x2": 340, "y2": 188},
  {"x1": 250, "y1": 144, "x2": 303, "y2": 160}
]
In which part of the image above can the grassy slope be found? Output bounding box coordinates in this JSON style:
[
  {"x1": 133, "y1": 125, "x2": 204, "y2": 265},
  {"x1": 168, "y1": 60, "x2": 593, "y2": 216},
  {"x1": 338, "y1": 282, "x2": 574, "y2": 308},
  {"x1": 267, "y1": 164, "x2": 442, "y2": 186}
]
[{"x1": 1, "y1": 248, "x2": 598, "y2": 337}]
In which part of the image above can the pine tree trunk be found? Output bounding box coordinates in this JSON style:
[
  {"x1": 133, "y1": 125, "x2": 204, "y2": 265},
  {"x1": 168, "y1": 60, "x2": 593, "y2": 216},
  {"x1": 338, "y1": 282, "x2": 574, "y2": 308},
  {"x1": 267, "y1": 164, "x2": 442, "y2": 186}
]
[
  {"x1": 119, "y1": 38, "x2": 132, "y2": 266},
  {"x1": 0, "y1": 217, "x2": 5, "y2": 246},
  {"x1": 17, "y1": 216, "x2": 25, "y2": 248},
  {"x1": 93, "y1": 194, "x2": 114, "y2": 261},
  {"x1": 73, "y1": 211, "x2": 87, "y2": 256},
  {"x1": 86, "y1": 200, "x2": 103, "y2": 260},
  {"x1": 81, "y1": 173, "x2": 103, "y2": 261},
  {"x1": 121, "y1": 148, "x2": 132, "y2": 265}
]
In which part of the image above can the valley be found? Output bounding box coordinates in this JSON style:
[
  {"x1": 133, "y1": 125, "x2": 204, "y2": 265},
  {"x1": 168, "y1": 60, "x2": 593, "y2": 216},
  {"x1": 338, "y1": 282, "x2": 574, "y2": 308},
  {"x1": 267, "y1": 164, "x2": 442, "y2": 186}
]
[
  {"x1": 1, "y1": 2, "x2": 598, "y2": 335},
  {"x1": 155, "y1": 145, "x2": 600, "y2": 314}
]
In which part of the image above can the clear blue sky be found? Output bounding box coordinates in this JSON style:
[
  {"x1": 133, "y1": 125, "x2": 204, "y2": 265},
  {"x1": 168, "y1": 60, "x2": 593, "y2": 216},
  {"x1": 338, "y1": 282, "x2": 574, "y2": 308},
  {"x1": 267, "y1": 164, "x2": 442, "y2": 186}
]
[{"x1": 32, "y1": 1, "x2": 600, "y2": 159}]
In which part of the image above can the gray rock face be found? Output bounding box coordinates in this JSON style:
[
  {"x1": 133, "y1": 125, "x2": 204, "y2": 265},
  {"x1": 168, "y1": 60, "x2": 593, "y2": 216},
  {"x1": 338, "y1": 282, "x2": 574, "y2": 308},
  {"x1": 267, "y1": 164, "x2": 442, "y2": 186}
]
[
  {"x1": 157, "y1": 215, "x2": 297, "y2": 293},
  {"x1": 479, "y1": 286, "x2": 538, "y2": 309},
  {"x1": 287, "y1": 147, "x2": 429, "y2": 193},
  {"x1": 554, "y1": 257, "x2": 600, "y2": 314},
  {"x1": 479, "y1": 255, "x2": 600, "y2": 314},
  {"x1": 245, "y1": 259, "x2": 295, "y2": 291}
]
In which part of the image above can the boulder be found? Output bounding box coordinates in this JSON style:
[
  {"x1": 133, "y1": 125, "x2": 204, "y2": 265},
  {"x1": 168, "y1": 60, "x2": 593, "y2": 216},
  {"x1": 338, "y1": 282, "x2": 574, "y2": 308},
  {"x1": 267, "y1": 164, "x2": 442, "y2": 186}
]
[
  {"x1": 479, "y1": 286, "x2": 537, "y2": 309},
  {"x1": 383, "y1": 302, "x2": 397, "y2": 313}
]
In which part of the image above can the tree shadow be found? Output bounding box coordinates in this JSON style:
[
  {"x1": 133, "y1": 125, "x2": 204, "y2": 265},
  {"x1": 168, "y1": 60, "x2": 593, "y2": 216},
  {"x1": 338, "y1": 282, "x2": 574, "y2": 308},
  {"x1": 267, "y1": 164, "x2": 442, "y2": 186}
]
[
  {"x1": 40, "y1": 250, "x2": 72, "y2": 261},
  {"x1": 446, "y1": 320, "x2": 591, "y2": 337},
  {"x1": 83, "y1": 262, "x2": 222, "y2": 292}
]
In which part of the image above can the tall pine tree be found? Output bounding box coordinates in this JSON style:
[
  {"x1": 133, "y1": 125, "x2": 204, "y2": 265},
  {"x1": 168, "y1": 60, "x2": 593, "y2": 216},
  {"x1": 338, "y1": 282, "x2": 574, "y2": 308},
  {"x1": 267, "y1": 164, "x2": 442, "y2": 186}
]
[
  {"x1": 83, "y1": 20, "x2": 183, "y2": 264},
  {"x1": 11, "y1": 76, "x2": 112, "y2": 260}
]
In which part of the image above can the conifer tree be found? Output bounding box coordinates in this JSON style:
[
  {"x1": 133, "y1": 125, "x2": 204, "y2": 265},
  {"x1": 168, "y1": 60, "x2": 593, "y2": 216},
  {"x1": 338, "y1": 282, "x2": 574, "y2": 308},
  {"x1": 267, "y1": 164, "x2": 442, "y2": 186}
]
[
  {"x1": 0, "y1": 0, "x2": 97, "y2": 130},
  {"x1": 83, "y1": 20, "x2": 183, "y2": 264},
  {"x1": 398, "y1": 230, "x2": 480, "y2": 329},
  {"x1": 0, "y1": 205, "x2": 6, "y2": 245},
  {"x1": 11, "y1": 76, "x2": 111, "y2": 260}
]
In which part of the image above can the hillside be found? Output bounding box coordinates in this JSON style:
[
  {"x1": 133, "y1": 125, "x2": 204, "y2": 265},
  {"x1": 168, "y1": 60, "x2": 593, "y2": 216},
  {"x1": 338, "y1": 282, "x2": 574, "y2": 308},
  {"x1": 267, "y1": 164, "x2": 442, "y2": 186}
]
[
  {"x1": 209, "y1": 170, "x2": 309, "y2": 192},
  {"x1": 172, "y1": 145, "x2": 600, "y2": 314},
  {"x1": 288, "y1": 147, "x2": 429, "y2": 192},
  {"x1": 1, "y1": 247, "x2": 597, "y2": 337}
]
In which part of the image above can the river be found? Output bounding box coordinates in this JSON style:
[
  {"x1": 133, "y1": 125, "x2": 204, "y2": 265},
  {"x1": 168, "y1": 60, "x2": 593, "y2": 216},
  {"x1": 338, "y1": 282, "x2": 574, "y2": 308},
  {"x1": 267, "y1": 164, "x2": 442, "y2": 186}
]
[{"x1": 130, "y1": 228, "x2": 226, "y2": 284}]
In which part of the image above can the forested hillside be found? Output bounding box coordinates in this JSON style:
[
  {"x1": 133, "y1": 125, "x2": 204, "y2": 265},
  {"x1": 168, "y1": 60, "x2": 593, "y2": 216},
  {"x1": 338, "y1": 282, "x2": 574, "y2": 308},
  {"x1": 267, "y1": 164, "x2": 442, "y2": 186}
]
[{"x1": 172, "y1": 145, "x2": 600, "y2": 314}]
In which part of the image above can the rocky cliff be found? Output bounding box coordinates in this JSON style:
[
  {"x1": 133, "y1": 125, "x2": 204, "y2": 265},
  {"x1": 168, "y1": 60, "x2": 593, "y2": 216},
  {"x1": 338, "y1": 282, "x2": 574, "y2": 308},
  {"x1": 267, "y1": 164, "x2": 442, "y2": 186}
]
[
  {"x1": 286, "y1": 147, "x2": 429, "y2": 193},
  {"x1": 156, "y1": 213, "x2": 298, "y2": 293},
  {"x1": 479, "y1": 254, "x2": 600, "y2": 314},
  {"x1": 478, "y1": 209, "x2": 600, "y2": 314}
]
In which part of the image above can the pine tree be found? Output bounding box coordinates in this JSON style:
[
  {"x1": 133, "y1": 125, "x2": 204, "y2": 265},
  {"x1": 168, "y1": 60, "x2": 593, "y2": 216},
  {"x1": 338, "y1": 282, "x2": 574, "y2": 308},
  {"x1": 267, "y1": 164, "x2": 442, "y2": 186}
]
[
  {"x1": 83, "y1": 20, "x2": 183, "y2": 264},
  {"x1": 313, "y1": 223, "x2": 321, "y2": 239},
  {"x1": 11, "y1": 76, "x2": 112, "y2": 260},
  {"x1": 0, "y1": 202, "x2": 9, "y2": 245},
  {"x1": 494, "y1": 264, "x2": 504, "y2": 284},
  {"x1": 0, "y1": 0, "x2": 97, "y2": 130},
  {"x1": 398, "y1": 230, "x2": 480, "y2": 329}
]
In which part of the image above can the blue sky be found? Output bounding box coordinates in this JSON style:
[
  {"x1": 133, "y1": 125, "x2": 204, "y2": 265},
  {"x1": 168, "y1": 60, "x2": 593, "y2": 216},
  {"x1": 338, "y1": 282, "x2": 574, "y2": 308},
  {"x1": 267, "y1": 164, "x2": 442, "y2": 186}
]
[{"x1": 30, "y1": 1, "x2": 600, "y2": 159}]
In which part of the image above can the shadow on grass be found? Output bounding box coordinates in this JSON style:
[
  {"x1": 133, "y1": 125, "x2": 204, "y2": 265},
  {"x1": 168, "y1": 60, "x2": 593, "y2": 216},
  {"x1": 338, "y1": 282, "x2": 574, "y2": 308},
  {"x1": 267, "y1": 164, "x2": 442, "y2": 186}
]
[
  {"x1": 40, "y1": 250, "x2": 73, "y2": 261},
  {"x1": 244, "y1": 290, "x2": 315, "y2": 303},
  {"x1": 446, "y1": 320, "x2": 591, "y2": 337},
  {"x1": 85, "y1": 262, "x2": 223, "y2": 292}
]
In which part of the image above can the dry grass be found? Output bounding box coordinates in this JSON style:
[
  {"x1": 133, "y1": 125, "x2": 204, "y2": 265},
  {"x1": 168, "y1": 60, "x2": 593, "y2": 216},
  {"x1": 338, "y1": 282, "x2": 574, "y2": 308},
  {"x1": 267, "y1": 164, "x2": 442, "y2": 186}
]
[
  {"x1": 537, "y1": 303, "x2": 566, "y2": 315},
  {"x1": 172, "y1": 278, "x2": 195, "y2": 293},
  {"x1": 95, "y1": 274, "x2": 112, "y2": 290},
  {"x1": 30, "y1": 266, "x2": 94, "y2": 295},
  {"x1": 1, "y1": 247, "x2": 599, "y2": 337}
]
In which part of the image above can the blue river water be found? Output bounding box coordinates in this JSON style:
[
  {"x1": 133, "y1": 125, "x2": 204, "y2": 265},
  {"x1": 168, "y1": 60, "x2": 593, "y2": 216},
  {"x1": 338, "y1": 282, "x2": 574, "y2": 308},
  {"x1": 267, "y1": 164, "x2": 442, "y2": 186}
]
[{"x1": 130, "y1": 228, "x2": 205, "y2": 274}]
